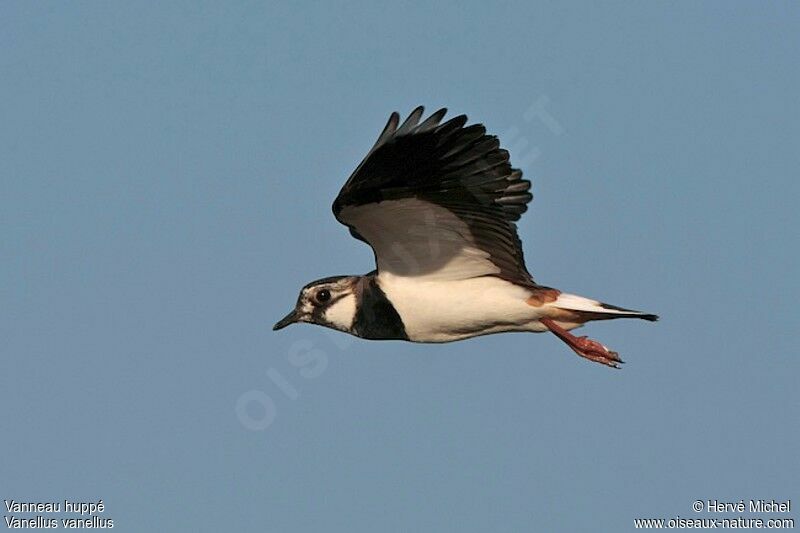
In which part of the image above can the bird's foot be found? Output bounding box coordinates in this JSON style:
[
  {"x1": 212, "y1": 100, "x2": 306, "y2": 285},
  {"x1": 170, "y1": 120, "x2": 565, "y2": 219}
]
[
  {"x1": 569, "y1": 336, "x2": 623, "y2": 368},
  {"x1": 540, "y1": 317, "x2": 624, "y2": 369}
]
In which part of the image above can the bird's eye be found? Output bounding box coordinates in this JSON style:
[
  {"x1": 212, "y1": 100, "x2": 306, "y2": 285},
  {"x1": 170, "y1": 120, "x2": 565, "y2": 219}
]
[{"x1": 314, "y1": 289, "x2": 331, "y2": 305}]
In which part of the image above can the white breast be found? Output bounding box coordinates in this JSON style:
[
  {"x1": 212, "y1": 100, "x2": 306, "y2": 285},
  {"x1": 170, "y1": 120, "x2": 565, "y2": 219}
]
[{"x1": 377, "y1": 273, "x2": 548, "y2": 342}]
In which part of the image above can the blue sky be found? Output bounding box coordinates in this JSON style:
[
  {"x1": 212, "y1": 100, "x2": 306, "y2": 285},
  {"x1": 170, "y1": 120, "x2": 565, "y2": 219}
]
[{"x1": 2, "y1": 2, "x2": 798, "y2": 531}]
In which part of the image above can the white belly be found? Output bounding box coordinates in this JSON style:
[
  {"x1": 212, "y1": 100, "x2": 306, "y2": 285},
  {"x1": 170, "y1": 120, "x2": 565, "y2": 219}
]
[{"x1": 377, "y1": 273, "x2": 549, "y2": 342}]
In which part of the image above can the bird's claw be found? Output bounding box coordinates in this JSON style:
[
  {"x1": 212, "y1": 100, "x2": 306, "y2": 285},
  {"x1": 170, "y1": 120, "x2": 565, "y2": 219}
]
[{"x1": 571, "y1": 336, "x2": 624, "y2": 368}]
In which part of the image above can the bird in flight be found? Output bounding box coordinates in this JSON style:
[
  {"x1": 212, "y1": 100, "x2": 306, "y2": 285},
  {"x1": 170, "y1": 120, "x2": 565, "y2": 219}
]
[{"x1": 274, "y1": 107, "x2": 657, "y2": 368}]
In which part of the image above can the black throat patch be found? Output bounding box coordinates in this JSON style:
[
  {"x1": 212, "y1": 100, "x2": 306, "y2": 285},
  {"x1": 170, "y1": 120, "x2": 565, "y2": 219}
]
[{"x1": 353, "y1": 276, "x2": 408, "y2": 340}]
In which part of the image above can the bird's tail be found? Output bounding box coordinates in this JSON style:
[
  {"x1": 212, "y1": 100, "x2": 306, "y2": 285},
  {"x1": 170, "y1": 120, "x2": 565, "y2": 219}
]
[{"x1": 548, "y1": 293, "x2": 658, "y2": 326}]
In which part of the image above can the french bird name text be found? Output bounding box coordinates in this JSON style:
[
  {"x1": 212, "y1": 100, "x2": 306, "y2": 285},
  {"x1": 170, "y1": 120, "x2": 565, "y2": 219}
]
[{"x1": 4, "y1": 499, "x2": 104, "y2": 515}]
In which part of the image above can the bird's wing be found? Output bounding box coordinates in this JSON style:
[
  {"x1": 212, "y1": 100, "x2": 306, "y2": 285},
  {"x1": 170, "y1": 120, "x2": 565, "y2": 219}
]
[{"x1": 332, "y1": 106, "x2": 535, "y2": 285}]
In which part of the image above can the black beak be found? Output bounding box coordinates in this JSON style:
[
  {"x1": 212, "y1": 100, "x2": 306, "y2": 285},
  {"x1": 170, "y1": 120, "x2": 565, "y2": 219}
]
[{"x1": 273, "y1": 309, "x2": 299, "y2": 330}]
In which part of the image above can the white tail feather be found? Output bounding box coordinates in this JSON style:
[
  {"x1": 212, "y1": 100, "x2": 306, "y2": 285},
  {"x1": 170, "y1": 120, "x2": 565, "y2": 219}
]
[{"x1": 551, "y1": 293, "x2": 657, "y2": 320}]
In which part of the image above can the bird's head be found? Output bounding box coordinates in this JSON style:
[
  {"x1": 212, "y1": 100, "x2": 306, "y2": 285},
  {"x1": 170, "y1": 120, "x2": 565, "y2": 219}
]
[{"x1": 273, "y1": 275, "x2": 359, "y2": 333}]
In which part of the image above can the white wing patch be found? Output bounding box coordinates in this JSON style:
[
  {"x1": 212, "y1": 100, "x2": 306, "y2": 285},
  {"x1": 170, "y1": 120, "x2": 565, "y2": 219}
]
[{"x1": 339, "y1": 198, "x2": 501, "y2": 281}]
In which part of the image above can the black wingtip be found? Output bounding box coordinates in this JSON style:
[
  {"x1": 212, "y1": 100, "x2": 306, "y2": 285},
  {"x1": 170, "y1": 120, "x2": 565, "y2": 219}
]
[{"x1": 640, "y1": 314, "x2": 659, "y2": 322}]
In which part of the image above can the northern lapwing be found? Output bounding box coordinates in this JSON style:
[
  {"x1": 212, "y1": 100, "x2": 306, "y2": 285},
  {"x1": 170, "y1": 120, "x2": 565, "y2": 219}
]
[{"x1": 273, "y1": 107, "x2": 657, "y2": 368}]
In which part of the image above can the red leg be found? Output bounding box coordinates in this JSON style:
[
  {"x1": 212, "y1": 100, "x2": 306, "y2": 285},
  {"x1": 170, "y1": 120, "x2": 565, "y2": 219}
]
[{"x1": 540, "y1": 317, "x2": 623, "y2": 369}]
